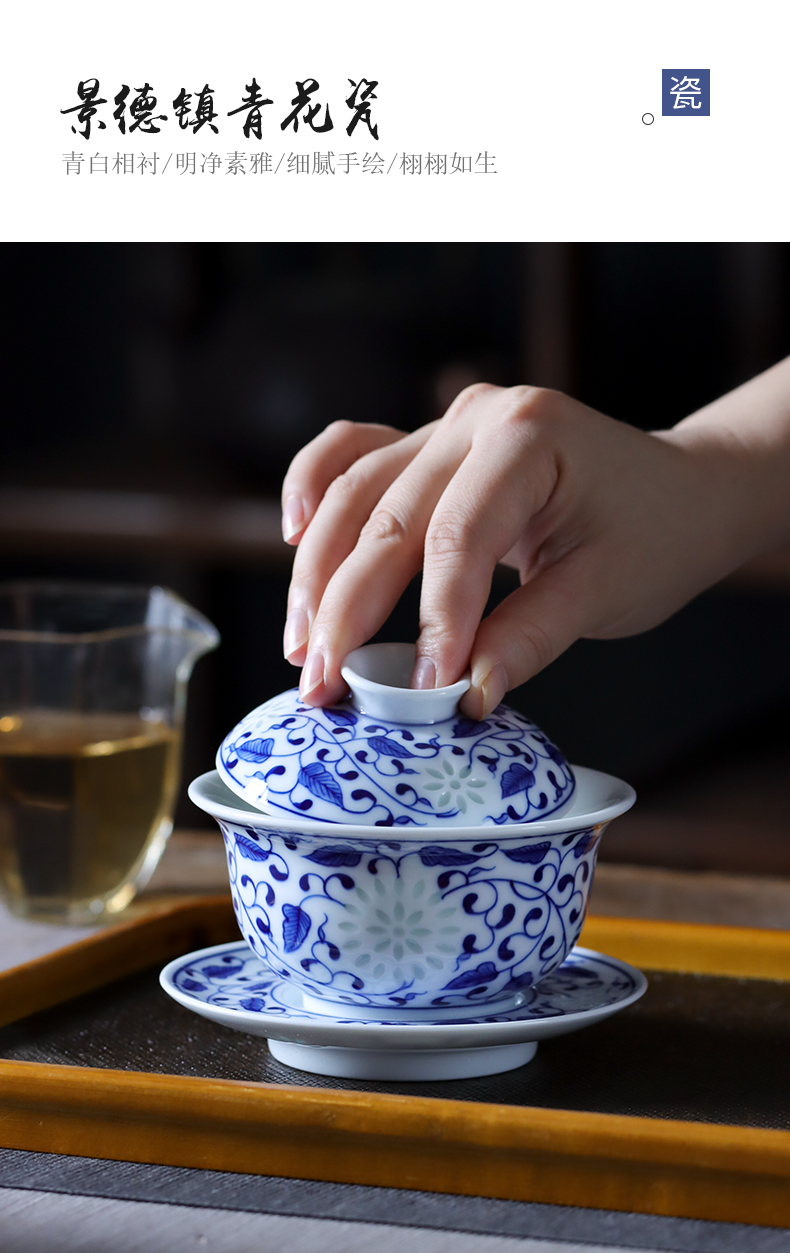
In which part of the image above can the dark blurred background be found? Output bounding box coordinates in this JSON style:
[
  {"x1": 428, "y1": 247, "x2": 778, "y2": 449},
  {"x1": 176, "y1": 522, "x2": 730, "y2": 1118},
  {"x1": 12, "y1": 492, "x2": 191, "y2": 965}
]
[{"x1": 2, "y1": 243, "x2": 789, "y2": 874}]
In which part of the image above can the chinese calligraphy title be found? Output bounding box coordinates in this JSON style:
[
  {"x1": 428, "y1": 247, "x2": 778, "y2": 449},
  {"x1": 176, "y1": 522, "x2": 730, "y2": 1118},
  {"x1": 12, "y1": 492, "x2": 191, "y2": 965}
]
[{"x1": 62, "y1": 78, "x2": 379, "y2": 141}]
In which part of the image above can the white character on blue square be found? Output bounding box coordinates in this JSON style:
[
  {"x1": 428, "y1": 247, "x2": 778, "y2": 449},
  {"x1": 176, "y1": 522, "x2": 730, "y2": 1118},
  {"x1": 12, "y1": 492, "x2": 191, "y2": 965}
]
[{"x1": 662, "y1": 69, "x2": 710, "y2": 116}]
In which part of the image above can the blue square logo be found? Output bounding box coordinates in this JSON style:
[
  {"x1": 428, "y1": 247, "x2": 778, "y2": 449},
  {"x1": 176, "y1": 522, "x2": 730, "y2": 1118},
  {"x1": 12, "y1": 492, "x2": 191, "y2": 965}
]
[{"x1": 662, "y1": 69, "x2": 710, "y2": 115}]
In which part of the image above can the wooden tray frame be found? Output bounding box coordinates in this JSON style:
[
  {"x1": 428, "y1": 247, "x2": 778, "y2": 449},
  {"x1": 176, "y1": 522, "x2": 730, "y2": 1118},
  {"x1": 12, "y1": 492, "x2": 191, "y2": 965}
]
[{"x1": 1, "y1": 895, "x2": 790, "y2": 1229}]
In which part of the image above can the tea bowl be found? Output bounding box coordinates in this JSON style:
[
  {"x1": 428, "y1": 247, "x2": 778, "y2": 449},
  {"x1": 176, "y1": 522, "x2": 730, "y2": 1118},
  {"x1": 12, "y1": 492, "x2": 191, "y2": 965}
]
[{"x1": 188, "y1": 764, "x2": 634, "y2": 1017}]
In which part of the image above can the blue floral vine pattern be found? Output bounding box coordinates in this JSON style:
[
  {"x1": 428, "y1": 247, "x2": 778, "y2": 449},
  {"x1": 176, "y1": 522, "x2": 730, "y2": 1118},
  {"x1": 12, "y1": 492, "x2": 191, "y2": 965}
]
[
  {"x1": 217, "y1": 689, "x2": 575, "y2": 826},
  {"x1": 217, "y1": 816, "x2": 603, "y2": 1010},
  {"x1": 171, "y1": 943, "x2": 638, "y2": 1025}
]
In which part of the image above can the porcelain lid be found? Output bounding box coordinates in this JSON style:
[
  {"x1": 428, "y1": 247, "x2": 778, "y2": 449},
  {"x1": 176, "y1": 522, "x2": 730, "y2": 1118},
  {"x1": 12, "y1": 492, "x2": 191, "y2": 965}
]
[{"x1": 216, "y1": 643, "x2": 575, "y2": 827}]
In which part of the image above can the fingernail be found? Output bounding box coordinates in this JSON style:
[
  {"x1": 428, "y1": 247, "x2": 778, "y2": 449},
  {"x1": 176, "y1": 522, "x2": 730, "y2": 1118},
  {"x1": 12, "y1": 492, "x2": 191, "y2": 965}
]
[
  {"x1": 300, "y1": 650, "x2": 325, "y2": 698},
  {"x1": 282, "y1": 496, "x2": 305, "y2": 543},
  {"x1": 283, "y1": 608, "x2": 309, "y2": 660},
  {"x1": 476, "y1": 662, "x2": 508, "y2": 715},
  {"x1": 410, "y1": 656, "x2": 436, "y2": 690}
]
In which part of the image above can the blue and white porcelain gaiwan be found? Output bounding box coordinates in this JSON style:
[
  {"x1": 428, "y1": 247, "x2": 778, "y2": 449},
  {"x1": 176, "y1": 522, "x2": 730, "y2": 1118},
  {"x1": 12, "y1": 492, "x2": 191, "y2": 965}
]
[{"x1": 187, "y1": 643, "x2": 637, "y2": 1035}]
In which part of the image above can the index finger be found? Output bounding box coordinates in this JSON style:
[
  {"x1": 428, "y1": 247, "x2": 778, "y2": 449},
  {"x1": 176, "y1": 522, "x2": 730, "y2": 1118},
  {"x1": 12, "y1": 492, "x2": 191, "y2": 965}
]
[
  {"x1": 297, "y1": 426, "x2": 468, "y2": 704},
  {"x1": 281, "y1": 421, "x2": 405, "y2": 544}
]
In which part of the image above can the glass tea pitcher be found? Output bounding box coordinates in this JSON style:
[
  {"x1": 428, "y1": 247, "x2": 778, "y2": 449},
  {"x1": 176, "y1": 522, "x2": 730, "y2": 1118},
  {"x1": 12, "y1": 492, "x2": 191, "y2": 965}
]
[{"x1": 0, "y1": 582, "x2": 219, "y2": 922}]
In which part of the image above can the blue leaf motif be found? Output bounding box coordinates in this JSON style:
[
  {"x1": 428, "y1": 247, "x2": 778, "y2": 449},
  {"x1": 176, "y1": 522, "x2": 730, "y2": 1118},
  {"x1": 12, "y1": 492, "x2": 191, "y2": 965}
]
[
  {"x1": 324, "y1": 708, "x2": 357, "y2": 727},
  {"x1": 452, "y1": 718, "x2": 492, "y2": 738},
  {"x1": 368, "y1": 736, "x2": 416, "y2": 758},
  {"x1": 573, "y1": 831, "x2": 596, "y2": 859},
  {"x1": 240, "y1": 996, "x2": 265, "y2": 1012},
  {"x1": 182, "y1": 978, "x2": 206, "y2": 992},
  {"x1": 282, "y1": 903, "x2": 311, "y2": 952},
  {"x1": 234, "y1": 737, "x2": 274, "y2": 762},
  {"x1": 502, "y1": 970, "x2": 534, "y2": 991},
  {"x1": 298, "y1": 761, "x2": 344, "y2": 806},
  {"x1": 500, "y1": 761, "x2": 535, "y2": 799},
  {"x1": 202, "y1": 963, "x2": 244, "y2": 979},
  {"x1": 235, "y1": 834, "x2": 270, "y2": 862},
  {"x1": 305, "y1": 846, "x2": 362, "y2": 868},
  {"x1": 504, "y1": 841, "x2": 551, "y2": 864},
  {"x1": 419, "y1": 845, "x2": 481, "y2": 867},
  {"x1": 443, "y1": 961, "x2": 498, "y2": 990}
]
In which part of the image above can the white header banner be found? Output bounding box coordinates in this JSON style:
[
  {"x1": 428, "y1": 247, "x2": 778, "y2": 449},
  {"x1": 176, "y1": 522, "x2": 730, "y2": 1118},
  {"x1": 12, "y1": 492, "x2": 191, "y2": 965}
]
[{"x1": 1, "y1": 0, "x2": 787, "y2": 242}]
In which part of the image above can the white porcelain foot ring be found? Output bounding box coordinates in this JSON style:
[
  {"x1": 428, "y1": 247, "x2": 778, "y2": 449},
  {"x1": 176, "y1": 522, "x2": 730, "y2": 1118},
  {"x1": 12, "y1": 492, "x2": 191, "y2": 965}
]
[{"x1": 267, "y1": 1038, "x2": 538, "y2": 1080}]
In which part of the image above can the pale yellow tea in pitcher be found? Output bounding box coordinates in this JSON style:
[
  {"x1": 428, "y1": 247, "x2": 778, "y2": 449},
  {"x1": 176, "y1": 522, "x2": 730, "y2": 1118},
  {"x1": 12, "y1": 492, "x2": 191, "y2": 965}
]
[
  {"x1": 0, "y1": 710, "x2": 181, "y2": 919},
  {"x1": 0, "y1": 581, "x2": 218, "y2": 921}
]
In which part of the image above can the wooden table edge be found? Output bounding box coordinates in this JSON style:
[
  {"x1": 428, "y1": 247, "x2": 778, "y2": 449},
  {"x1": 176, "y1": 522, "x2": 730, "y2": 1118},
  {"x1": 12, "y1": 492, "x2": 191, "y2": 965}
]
[{"x1": 1, "y1": 898, "x2": 790, "y2": 1227}]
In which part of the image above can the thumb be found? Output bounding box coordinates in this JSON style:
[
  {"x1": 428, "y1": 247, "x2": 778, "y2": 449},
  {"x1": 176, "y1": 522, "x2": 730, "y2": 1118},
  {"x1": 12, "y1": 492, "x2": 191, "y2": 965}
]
[{"x1": 460, "y1": 563, "x2": 590, "y2": 719}]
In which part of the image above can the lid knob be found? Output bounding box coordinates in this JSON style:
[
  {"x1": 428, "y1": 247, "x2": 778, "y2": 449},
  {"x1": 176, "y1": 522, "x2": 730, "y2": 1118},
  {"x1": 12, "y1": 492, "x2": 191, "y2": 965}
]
[{"x1": 340, "y1": 643, "x2": 470, "y2": 726}]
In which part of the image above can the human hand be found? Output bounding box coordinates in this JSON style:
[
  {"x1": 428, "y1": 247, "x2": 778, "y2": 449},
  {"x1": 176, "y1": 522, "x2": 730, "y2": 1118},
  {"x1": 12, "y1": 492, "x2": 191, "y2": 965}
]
[{"x1": 280, "y1": 375, "x2": 790, "y2": 719}]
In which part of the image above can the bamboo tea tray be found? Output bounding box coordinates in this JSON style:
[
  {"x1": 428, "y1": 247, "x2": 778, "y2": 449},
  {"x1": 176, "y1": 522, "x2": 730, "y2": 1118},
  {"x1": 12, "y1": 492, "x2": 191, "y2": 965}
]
[{"x1": 1, "y1": 895, "x2": 790, "y2": 1228}]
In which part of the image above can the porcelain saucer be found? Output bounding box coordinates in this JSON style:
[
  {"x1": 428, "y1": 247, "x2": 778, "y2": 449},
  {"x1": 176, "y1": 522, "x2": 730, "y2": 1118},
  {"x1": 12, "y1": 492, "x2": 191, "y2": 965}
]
[{"x1": 160, "y1": 942, "x2": 647, "y2": 1081}]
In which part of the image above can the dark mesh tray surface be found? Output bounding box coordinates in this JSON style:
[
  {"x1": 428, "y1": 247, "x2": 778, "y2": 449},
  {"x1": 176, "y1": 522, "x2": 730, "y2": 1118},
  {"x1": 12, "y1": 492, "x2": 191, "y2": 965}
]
[{"x1": 1, "y1": 967, "x2": 788, "y2": 1130}]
